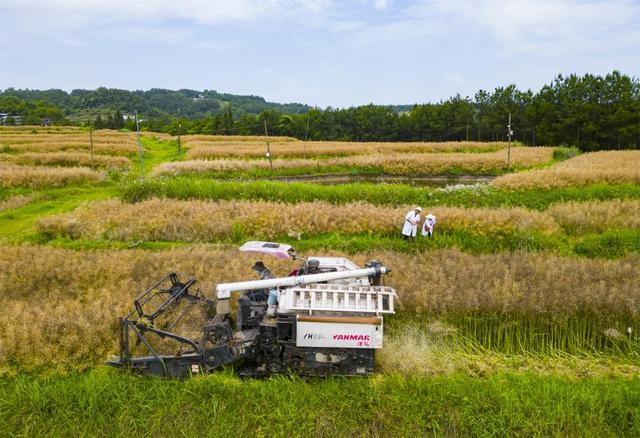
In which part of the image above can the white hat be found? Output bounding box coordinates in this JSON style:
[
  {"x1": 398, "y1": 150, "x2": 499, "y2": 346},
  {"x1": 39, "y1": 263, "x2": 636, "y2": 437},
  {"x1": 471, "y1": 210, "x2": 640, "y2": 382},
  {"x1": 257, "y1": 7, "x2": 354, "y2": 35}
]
[
  {"x1": 415, "y1": 206, "x2": 422, "y2": 212},
  {"x1": 426, "y1": 213, "x2": 435, "y2": 219}
]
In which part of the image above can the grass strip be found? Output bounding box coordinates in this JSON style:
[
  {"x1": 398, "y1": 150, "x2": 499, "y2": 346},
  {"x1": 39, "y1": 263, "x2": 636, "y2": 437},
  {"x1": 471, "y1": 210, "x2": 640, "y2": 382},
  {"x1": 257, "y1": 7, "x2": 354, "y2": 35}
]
[
  {"x1": 119, "y1": 177, "x2": 640, "y2": 210},
  {"x1": 0, "y1": 185, "x2": 118, "y2": 242},
  {"x1": 33, "y1": 227, "x2": 640, "y2": 259},
  {"x1": 1, "y1": 369, "x2": 638, "y2": 437}
]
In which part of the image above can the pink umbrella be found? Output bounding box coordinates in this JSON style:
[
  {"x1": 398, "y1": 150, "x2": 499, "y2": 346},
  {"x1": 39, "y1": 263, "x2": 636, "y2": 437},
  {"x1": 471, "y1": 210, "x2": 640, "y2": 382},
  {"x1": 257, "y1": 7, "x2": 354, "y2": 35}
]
[{"x1": 239, "y1": 241, "x2": 294, "y2": 260}]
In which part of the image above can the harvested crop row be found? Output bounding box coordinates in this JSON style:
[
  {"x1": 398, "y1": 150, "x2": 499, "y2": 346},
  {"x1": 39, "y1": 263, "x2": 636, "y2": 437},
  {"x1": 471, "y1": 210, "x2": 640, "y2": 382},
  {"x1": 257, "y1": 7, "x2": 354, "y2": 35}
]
[
  {"x1": 183, "y1": 134, "x2": 296, "y2": 143},
  {"x1": 0, "y1": 245, "x2": 637, "y2": 370},
  {"x1": 339, "y1": 147, "x2": 553, "y2": 174},
  {"x1": 186, "y1": 140, "x2": 506, "y2": 159},
  {"x1": 0, "y1": 152, "x2": 131, "y2": 169},
  {"x1": 0, "y1": 125, "x2": 82, "y2": 132},
  {"x1": 548, "y1": 199, "x2": 640, "y2": 234},
  {"x1": 0, "y1": 129, "x2": 156, "y2": 157},
  {"x1": 154, "y1": 147, "x2": 554, "y2": 177},
  {"x1": 0, "y1": 131, "x2": 136, "y2": 144},
  {"x1": 36, "y1": 198, "x2": 561, "y2": 241},
  {"x1": 0, "y1": 195, "x2": 32, "y2": 212},
  {"x1": 0, "y1": 164, "x2": 105, "y2": 188},
  {"x1": 3, "y1": 138, "x2": 134, "y2": 146},
  {"x1": 5, "y1": 142, "x2": 137, "y2": 156},
  {"x1": 494, "y1": 151, "x2": 640, "y2": 189}
]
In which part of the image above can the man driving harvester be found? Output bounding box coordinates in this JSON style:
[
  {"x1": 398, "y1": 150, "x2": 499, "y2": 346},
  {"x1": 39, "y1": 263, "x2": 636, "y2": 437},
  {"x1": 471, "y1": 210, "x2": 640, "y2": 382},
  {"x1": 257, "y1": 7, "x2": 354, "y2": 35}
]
[
  {"x1": 246, "y1": 260, "x2": 280, "y2": 317},
  {"x1": 245, "y1": 261, "x2": 274, "y2": 301},
  {"x1": 237, "y1": 261, "x2": 276, "y2": 328}
]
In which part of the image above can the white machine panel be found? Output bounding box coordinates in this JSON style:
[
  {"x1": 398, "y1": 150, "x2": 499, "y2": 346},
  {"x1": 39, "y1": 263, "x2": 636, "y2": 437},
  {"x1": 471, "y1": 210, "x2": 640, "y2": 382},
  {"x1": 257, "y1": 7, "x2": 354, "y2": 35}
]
[{"x1": 296, "y1": 321, "x2": 383, "y2": 349}]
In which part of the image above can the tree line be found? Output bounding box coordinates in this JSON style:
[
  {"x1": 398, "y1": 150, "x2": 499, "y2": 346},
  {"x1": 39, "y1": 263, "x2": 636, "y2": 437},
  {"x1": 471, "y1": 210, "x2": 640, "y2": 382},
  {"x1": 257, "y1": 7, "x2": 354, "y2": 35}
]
[
  {"x1": 0, "y1": 87, "x2": 309, "y2": 120},
  {"x1": 1, "y1": 71, "x2": 638, "y2": 151},
  {"x1": 143, "y1": 71, "x2": 640, "y2": 151}
]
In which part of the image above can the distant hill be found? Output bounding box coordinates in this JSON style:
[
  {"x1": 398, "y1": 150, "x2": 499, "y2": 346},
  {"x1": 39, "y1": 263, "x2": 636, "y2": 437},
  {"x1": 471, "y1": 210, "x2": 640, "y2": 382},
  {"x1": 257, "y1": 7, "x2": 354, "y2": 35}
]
[
  {"x1": 0, "y1": 87, "x2": 313, "y2": 120},
  {"x1": 2, "y1": 71, "x2": 636, "y2": 151}
]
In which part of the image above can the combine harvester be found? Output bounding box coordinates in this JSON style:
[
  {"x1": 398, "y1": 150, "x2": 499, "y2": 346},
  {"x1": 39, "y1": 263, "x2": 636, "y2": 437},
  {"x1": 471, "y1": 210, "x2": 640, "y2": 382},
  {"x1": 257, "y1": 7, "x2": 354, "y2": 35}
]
[{"x1": 108, "y1": 241, "x2": 397, "y2": 378}]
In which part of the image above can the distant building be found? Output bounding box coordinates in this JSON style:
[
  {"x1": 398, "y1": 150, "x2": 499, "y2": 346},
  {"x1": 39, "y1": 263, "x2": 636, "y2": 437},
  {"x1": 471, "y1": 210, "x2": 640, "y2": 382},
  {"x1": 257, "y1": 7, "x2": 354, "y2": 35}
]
[{"x1": 0, "y1": 114, "x2": 23, "y2": 125}]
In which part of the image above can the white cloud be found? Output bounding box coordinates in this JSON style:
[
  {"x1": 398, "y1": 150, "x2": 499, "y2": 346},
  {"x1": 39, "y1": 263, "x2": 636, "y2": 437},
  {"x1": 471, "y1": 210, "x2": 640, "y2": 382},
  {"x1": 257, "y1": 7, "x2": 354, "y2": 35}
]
[
  {"x1": 0, "y1": 0, "x2": 330, "y2": 47},
  {"x1": 1, "y1": 0, "x2": 637, "y2": 104},
  {"x1": 372, "y1": 0, "x2": 390, "y2": 10},
  {"x1": 5, "y1": 0, "x2": 636, "y2": 55},
  {"x1": 444, "y1": 73, "x2": 467, "y2": 85},
  {"x1": 0, "y1": 0, "x2": 334, "y2": 24},
  {"x1": 430, "y1": 0, "x2": 640, "y2": 55}
]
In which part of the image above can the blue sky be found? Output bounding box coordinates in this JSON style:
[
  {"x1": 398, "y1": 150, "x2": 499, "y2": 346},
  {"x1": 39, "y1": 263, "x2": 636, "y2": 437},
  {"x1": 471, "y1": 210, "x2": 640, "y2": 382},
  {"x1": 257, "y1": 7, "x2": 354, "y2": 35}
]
[{"x1": 0, "y1": 0, "x2": 638, "y2": 107}]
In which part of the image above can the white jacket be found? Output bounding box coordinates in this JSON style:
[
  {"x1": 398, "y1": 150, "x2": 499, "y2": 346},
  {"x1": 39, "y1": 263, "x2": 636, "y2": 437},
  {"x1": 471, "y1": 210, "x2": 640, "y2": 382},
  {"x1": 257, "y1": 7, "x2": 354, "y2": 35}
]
[
  {"x1": 422, "y1": 216, "x2": 436, "y2": 236},
  {"x1": 402, "y1": 210, "x2": 420, "y2": 237}
]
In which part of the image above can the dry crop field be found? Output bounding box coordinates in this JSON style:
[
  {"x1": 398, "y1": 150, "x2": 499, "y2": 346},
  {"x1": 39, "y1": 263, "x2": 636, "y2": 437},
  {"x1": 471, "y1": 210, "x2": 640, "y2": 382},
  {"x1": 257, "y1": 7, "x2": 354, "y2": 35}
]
[
  {"x1": 1, "y1": 245, "x2": 638, "y2": 372},
  {"x1": 0, "y1": 151, "x2": 130, "y2": 169},
  {"x1": 37, "y1": 198, "x2": 564, "y2": 241},
  {"x1": 0, "y1": 126, "x2": 173, "y2": 188},
  {"x1": 153, "y1": 147, "x2": 554, "y2": 177},
  {"x1": 0, "y1": 129, "x2": 639, "y2": 435},
  {"x1": 184, "y1": 136, "x2": 507, "y2": 158},
  {"x1": 494, "y1": 150, "x2": 640, "y2": 188},
  {"x1": 0, "y1": 163, "x2": 105, "y2": 188},
  {"x1": 0, "y1": 128, "x2": 137, "y2": 155}
]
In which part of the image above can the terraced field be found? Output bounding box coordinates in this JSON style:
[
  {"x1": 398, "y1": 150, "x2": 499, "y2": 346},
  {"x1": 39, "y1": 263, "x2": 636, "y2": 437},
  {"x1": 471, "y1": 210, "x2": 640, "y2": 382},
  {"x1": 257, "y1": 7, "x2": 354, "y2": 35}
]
[{"x1": 0, "y1": 127, "x2": 638, "y2": 436}]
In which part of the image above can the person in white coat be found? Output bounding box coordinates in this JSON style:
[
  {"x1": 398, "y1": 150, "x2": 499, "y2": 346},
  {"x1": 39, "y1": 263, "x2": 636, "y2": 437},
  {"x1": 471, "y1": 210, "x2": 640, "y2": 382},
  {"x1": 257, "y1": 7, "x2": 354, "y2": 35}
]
[
  {"x1": 402, "y1": 207, "x2": 422, "y2": 239},
  {"x1": 422, "y1": 213, "x2": 437, "y2": 238}
]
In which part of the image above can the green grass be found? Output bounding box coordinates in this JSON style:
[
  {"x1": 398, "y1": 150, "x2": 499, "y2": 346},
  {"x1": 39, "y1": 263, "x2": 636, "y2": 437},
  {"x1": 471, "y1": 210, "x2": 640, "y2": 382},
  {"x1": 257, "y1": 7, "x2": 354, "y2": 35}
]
[
  {"x1": 0, "y1": 185, "x2": 117, "y2": 242},
  {"x1": 34, "y1": 236, "x2": 184, "y2": 250},
  {"x1": 32, "y1": 229, "x2": 562, "y2": 254},
  {"x1": 29, "y1": 228, "x2": 640, "y2": 259},
  {"x1": 162, "y1": 163, "x2": 517, "y2": 180},
  {"x1": 1, "y1": 369, "x2": 638, "y2": 437},
  {"x1": 119, "y1": 177, "x2": 640, "y2": 210},
  {"x1": 284, "y1": 230, "x2": 569, "y2": 255},
  {"x1": 135, "y1": 135, "x2": 185, "y2": 176},
  {"x1": 575, "y1": 229, "x2": 640, "y2": 258},
  {"x1": 553, "y1": 146, "x2": 581, "y2": 161}
]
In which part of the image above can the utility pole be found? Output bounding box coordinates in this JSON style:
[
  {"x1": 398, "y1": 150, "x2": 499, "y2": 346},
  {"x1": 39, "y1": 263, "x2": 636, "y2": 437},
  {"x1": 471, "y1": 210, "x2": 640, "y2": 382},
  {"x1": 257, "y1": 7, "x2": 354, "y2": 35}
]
[
  {"x1": 303, "y1": 112, "x2": 311, "y2": 158},
  {"x1": 466, "y1": 122, "x2": 470, "y2": 141},
  {"x1": 89, "y1": 120, "x2": 95, "y2": 169},
  {"x1": 532, "y1": 126, "x2": 536, "y2": 146},
  {"x1": 264, "y1": 119, "x2": 273, "y2": 172},
  {"x1": 177, "y1": 108, "x2": 182, "y2": 155},
  {"x1": 507, "y1": 112, "x2": 513, "y2": 172},
  {"x1": 135, "y1": 110, "x2": 144, "y2": 178}
]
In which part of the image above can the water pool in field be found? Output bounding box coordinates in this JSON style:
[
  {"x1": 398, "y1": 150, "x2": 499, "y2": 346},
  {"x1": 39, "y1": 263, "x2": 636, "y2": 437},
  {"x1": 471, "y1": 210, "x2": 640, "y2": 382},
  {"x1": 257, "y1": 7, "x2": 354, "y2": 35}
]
[{"x1": 266, "y1": 174, "x2": 494, "y2": 187}]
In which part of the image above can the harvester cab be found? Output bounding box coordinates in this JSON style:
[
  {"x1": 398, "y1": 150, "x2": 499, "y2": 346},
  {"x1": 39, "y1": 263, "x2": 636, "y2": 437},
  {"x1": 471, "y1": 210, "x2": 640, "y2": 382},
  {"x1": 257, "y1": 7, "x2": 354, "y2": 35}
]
[{"x1": 108, "y1": 241, "x2": 397, "y2": 378}]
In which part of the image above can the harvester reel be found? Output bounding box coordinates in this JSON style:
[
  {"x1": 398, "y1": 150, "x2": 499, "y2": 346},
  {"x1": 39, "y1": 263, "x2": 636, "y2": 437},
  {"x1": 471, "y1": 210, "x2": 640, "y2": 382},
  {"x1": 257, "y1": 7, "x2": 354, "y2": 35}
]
[{"x1": 203, "y1": 323, "x2": 232, "y2": 345}]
